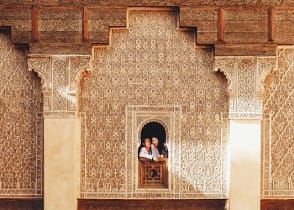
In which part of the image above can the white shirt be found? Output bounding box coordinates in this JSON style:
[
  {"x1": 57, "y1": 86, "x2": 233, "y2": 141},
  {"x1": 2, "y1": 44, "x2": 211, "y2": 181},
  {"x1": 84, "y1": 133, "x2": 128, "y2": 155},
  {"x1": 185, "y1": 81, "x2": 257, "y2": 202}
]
[
  {"x1": 151, "y1": 144, "x2": 160, "y2": 157},
  {"x1": 139, "y1": 147, "x2": 153, "y2": 159}
]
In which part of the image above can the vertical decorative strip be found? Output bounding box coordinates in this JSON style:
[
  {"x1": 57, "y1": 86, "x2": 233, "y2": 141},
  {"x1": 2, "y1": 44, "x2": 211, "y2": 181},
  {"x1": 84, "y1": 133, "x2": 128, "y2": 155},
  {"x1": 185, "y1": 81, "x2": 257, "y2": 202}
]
[{"x1": 52, "y1": 57, "x2": 68, "y2": 111}]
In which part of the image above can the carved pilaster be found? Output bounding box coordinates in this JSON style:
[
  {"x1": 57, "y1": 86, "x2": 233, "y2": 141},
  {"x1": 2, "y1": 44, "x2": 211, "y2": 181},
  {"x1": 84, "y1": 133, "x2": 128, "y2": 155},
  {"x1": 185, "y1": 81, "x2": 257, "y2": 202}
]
[
  {"x1": 215, "y1": 56, "x2": 277, "y2": 119},
  {"x1": 256, "y1": 56, "x2": 277, "y2": 97},
  {"x1": 214, "y1": 56, "x2": 237, "y2": 97},
  {"x1": 28, "y1": 54, "x2": 90, "y2": 117},
  {"x1": 28, "y1": 55, "x2": 52, "y2": 111}
]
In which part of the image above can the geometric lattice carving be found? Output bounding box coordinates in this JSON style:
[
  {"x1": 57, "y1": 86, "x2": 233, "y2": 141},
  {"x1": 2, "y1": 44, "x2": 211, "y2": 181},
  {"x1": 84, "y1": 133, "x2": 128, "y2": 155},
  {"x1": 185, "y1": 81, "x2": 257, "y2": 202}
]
[
  {"x1": 138, "y1": 158, "x2": 168, "y2": 188},
  {"x1": 262, "y1": 47, "x2": 294, "y2": 198},
  {"x1": 0, "y1": 33, "x2": 43, "y2": 197},
  {"x1": 79, "y1": 9, "x2": 228, "y2": 199}
]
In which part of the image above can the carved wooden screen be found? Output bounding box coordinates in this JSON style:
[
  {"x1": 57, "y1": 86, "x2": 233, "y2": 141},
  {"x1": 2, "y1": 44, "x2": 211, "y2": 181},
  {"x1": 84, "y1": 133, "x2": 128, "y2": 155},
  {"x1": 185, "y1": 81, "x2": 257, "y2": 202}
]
[{"x1": 138, "y1": 158, "x2": 168, "y2": 188}]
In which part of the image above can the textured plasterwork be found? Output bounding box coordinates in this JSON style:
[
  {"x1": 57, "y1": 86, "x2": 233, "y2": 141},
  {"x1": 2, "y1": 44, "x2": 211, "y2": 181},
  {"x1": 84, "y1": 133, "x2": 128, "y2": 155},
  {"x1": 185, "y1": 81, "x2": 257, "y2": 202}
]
[
  {"x1": 262, "y1": 47, "x2": 294, "y2": 198},
  {"x1": 79, "y1": 9, "x2": 228, "y2": 199},
  {"x1": 28, "y1": 54, "x2": 90, "y2": 117},
  {"x1": 215, "y1": 56, "x2": 276, "y2": 119},
  {"x1": 0, "y1": 33, "x2": 43, "y2": 197}
]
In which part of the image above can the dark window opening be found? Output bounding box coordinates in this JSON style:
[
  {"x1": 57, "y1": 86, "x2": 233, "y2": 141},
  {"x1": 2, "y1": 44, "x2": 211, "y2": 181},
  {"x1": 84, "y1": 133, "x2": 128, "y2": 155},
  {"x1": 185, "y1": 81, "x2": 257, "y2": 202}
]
[
  {"x1": 139, "y1": 121, "x2": 168, "y2": 158},
  {"x1": 138, "y1": 121, "x2": 169, "y2": 188}
]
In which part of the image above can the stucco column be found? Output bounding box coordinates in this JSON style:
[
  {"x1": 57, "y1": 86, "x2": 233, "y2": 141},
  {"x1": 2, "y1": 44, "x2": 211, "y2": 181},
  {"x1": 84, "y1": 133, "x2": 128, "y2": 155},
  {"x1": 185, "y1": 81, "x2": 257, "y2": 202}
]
[
  {"x1": 44, "y1": 117, "x2": 81, "y2": 210},
  {"x1": 229, "y1": 119, "x2": 261, "y2": 210},
  {"x1": 215, "y1": 56, "x2": 276, "y2": 210},
  {"x1": 28, "y1": 54, "x2": 90, "y2": 210}
]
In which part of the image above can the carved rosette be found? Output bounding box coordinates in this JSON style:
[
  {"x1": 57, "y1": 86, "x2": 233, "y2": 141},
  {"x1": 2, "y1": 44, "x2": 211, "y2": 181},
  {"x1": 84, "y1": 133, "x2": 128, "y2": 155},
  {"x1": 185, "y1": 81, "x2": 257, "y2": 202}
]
[
  {"x1": 28, "y1": 54, "x2": 90, "y2": 117},
  {"x1": 215, "y1": 56, "x2": 277, "y2": 120}
]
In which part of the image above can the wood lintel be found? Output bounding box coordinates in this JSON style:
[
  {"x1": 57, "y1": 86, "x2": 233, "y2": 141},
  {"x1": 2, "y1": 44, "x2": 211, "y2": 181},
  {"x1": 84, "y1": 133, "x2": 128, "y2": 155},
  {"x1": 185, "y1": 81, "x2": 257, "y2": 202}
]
[
  {"x1": 32, "y1": 7, "x2": 39, "y2": 42},
  {"x1": 217, "y1": 8, "x2": 224, "y2": 42},
  {"x1": 268, "y1": 7, "x2": 275, "y2": 42},
  {"x1": 83, "y1": 7, "x2": 89, "y2": 42}
]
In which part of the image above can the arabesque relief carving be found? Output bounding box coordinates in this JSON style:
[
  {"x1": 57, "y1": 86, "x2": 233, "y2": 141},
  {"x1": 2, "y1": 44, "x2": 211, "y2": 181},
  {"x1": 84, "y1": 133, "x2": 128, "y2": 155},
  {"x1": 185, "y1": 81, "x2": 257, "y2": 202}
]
[
  {"x1": 1, "y1": 3, "x2": 293, "y2": 207},
  {"x1": 28, "y1": 55, "x2": 90, "y2": 117},
  {"x1": 262, "y1": 47, "x2": 294, "y2": 198},
  {"x1": 215, "y1": 56, "x2": 276, "y2": 119},
  {"x1": 79, "y1": 9, "x2": 229, "y2": 199},
  {"x1": 0, "y1": 33, "x2": 43, "y2": 197}
]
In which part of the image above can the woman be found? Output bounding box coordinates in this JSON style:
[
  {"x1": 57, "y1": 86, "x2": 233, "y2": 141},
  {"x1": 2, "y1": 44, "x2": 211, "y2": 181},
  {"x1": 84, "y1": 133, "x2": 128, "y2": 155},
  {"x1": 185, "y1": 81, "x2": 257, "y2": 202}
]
[
  {"x1": 152, "y1": 136, "x2": 168, "y2": 158},
  {"x1": 138, "y1": 137, "x2": 158, "y2": 161}
]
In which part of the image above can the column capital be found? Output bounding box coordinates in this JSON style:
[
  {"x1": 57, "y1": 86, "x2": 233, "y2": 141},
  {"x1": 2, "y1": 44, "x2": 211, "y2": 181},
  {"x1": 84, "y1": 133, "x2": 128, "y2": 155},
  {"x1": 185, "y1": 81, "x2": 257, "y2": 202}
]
[
  {"x1": 215, "y1": 56, "x2": 277, "y2": 120},
  {"x1": 28, "y1": 54, "x2": 90, "y2": 117}
]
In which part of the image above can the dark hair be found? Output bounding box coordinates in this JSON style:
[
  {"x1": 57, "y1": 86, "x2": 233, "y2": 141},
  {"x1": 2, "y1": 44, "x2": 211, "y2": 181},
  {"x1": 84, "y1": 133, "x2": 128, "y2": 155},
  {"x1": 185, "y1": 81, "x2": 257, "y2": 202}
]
[
  {"x1": 138, "y1": 137, "x2": 151, "y2": 158},
  {"x1": 152, "y1": 136, "x2": 168, "y2": 157},
  {"x1": 143, "y1": 137, "x2": 151, "y2": 144}
]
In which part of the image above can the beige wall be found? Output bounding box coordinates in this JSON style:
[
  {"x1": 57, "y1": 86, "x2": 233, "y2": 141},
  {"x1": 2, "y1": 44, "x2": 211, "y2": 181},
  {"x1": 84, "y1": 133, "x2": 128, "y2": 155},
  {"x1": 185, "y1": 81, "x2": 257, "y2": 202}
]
[
  {"x1": 229, "y1": 120, "x2": 261, "y2": 210},
  {"x1": 44, "y1": 118, "x2": 80, "y2": 210}
]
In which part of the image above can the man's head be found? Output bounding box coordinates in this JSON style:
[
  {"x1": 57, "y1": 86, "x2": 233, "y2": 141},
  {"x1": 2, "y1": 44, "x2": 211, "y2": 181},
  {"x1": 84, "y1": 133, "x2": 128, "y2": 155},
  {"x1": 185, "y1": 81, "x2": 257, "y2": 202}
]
[{"x1": 152, "y1": 137, "x2": 159, "y2": 147}]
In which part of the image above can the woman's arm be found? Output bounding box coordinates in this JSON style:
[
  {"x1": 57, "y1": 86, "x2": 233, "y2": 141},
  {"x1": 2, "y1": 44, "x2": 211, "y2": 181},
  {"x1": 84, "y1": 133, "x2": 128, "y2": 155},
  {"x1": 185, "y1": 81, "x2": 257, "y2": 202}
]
[{"x1": 139, "y1": 147, "x2": 153, "y2": 159}]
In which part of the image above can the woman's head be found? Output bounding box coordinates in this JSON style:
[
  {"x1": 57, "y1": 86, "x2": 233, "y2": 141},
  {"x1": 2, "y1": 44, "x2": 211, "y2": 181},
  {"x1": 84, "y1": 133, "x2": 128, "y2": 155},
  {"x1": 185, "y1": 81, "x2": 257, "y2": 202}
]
[
  {"x1": 152, "y1": 137, "x2": 159, "y2": 147},
  {"x1": 143, "y1": 137, "x2": 151, "y2": 148}
]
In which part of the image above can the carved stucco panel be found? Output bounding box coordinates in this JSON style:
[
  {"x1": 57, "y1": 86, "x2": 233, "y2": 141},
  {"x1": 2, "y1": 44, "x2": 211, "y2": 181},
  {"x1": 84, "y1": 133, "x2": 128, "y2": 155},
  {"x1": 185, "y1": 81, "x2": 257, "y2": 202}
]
[
  {"x1": 28, "y1": 54, "x2": 90, "y2": 117},
  {"x1": 215, "y1": 56, "x2": 276, "y2": 119},
  {"x1": 256, "y1": 57, "x2": 277, "y2": 96},
  {"x1": 79, "y1": 9, "x2": 228, "y2": 199},
  {"x1": 0, "y1": 33, "x2": 43, "y2": 197},
  {"x1": 262, "y1": 47, "x2": 294, "y2": 198}
]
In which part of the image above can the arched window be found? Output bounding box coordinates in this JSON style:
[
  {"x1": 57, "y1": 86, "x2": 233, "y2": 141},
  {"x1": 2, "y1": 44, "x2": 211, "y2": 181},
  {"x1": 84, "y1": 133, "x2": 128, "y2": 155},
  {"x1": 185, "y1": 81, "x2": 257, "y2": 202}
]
[
  {"x1": 139, "y1": 121, "x2": 168, "y2": 158},
  {"x1": 138, "y1": 121, "x2": 168, "y2": 188}
]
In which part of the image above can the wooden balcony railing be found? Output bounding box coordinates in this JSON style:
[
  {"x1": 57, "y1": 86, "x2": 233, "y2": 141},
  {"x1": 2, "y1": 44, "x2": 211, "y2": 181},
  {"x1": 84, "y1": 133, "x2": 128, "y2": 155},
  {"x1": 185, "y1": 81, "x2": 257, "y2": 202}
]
[{"x1": 138, "y1": 157, "x2": 168, "y2": 188}]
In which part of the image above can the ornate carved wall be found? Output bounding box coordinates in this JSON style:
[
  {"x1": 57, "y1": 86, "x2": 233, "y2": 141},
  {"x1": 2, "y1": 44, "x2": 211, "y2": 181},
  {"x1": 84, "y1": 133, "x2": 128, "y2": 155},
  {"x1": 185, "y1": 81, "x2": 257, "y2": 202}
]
[
  {"x1": 0, "y1": 33, "x2": 43, "y2": 198},
  {"x1": 79, "y1": 9, "x2": 228, "y2": 199},
  {"x1": 262, "y1": 47, "x2": 294, "y2": 198}
]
